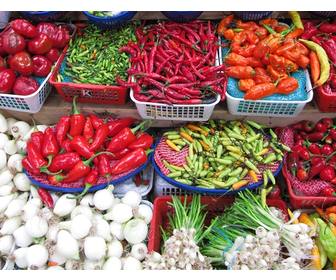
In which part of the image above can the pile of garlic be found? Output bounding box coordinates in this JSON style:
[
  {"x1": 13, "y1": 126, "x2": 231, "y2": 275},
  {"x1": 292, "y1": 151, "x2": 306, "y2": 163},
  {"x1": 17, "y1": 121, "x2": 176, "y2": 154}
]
[
  {"x1": 1, "y1": 185, "x2": 153, "y2": 270},
  {"x1": 143, "y1": 228, "x2": 212, "y2": 270}
]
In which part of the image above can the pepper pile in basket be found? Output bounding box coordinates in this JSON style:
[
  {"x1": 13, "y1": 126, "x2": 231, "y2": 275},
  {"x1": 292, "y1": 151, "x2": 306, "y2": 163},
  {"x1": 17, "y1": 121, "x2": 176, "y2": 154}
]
[
  {"x1": 57, "y1": 24, "x2": 136, "y2": 85},
  {"x1": 219, "y1": 13, "x2": 312, "y2": 100},
  {"x1": 118, "y1": 21, "x2": 226, "y2": 104},
  {"x1": 0, "y1": 19, "x2": 70, "y2": 95},
  {"x1": 158, "y1": 120, "x2": 290, "y2": 190},
  {"x1": 23, "y1": 97, "x2": 153, "y2": 196},
  {"x1": 287, "y1": 118, "x2": 336, "y2": 197}
]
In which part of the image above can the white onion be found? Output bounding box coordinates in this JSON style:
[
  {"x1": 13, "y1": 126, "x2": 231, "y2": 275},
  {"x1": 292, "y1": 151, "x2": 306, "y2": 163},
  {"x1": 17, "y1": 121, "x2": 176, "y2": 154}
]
[
  {"x1": 109, "y1": 203, "x2": 133, "y2": 223},
  {"x1": 13, "y1": 173, "x2": 31, "y2": 192},
  {"x1": 13, "y1": 247, "x2": 28, "y2": 269},
  {"x1": 49, "y1": 251, "x2": 66, "y2": 266},
  {"x1": 53, "y1": 194, "x2": 76, "y2": 217},
  {"x1": 123, "y1": 218, "x2": 148, "y2": 245},
  {"x1": 122, "y1": 191, "x2": 141, "y2": 209},
  {"x1": 94, "y1": 218, "x2": 112, "y2": 242},
  {"x1": 4, "y1": 192, "x2": 28, "y2": 218},
  {"x1": 83, "y1": 259, "x2": 104, "y2": 270},
  {"x1": 25, "y1": 215, "x2": 48, "y2": 238},
  {"x1": 0, "y1": 133, "x2": 9, "y2": 149},
  {"x1": 13, "y1": 226, "x2": 33, "y2": 247},
  {"x1": 4, "y1": 140, "x2": 17, "y2": 155},
  {"x1": 80, "y1": 193, "x2": 94, "y2": 207},
  {"x1": 70, "y1": 205, "x2": 93, "y2": 220},
  {"x1": 0, "y1": 169, "x2": 14, "y2": 186},
  {"x1": 0, "y1": 216, "x2": 21, "y2": 235},
  {"x1": 0, "y1": 235, "x2": 14, "y2": 255},
  {"x1": 0, "y1": 182, "x2": 14, "y2": 196},
  {"x1": 55, "y1": 230, "x2": 79, "y2": 260},
  {"x1": 7, "y1": 154, "x2": 23, "y2": 174},
  {"x1": 6, "y1": 118, "x2": 17, "y2": 134},
  {"x1": 107, "y1": 239, "x2": 123, "y2": 258},
  {"x1": 134, "y1": 204, "x2": 153, "y2": 224},
  {"x1": 123, "y1": 256, "x2": 142, "y2": 270},
  {"x1": 93, "y1": 188, "x2": 114, "y2": 211},
  {"x1": 22, "y1": 198, "x2": 42, "y2": 221},
  {"x1": 110, "y1": 222, "x2": 124, "y2": 241},
  {"x1": 0, "y1": 114, "x2": 8, "y2": 133},
  {"x1": 11, "y1": 121, "x2": 31, "y2": 139},
  {"x1": 0, "y1": 149, "x2": 7, "y2": 170},
  {"x1": 25, "y1": 244, "x2": 48, "y2": 269},
  {"x1": 84, "y1": 236, "x2": 107, "y2": 261},
  {"x1": 131, "y1": 243, "x2": 148, "y2": 261},
  {"x1": 103, "y1": 257, "x2": 122, "y2": 270},
  {"x1": 0, "y1": 193, "x2": 16, "y2": 213},
  {"x1": 70, "y1": 214, "x2": 92, "y2": 239}
]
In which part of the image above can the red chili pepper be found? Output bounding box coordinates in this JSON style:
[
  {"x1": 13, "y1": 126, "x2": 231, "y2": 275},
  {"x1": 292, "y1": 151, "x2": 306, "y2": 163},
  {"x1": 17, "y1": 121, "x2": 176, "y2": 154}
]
[
  {"x1": 321, "y1": 144, "x2": 333, "y2": 156},
  {"x1": 89, "y1": 124, "x2": 109, "y2": 152},
  {"x1": 111, "y1": 148, "x2": 148, "y2": 175},
  {"x1": 301, "y1": 120, "x2": 315, "y2": 133},
  {"x1": 111, "y1": 147, "x2": 131, "y2": 160},
  {"x1": 26, "y1": 141, "x2": 47, "y2": 170},
  {"x1": 41, "y1": 128, "x2": 59, "y2": 165},
  {"x1": 308, "y1": 143, "x2": 321, "y2": 155},
  {"x1": 325, "y1": 136, "x2": 333, "y2": 144},
  {"x1": 133, "y1": 173, "x2": 142, "y2": 187},
  {"x1": 55, "y1": 152, "x2": 110, "y2": 183},
  {"x1": 311, "y1": 157, "x2": 324, "y2": 166},
  {"x1": 319, "y1": 22, "x2": 336, "y2": 34},
  {"x1": 55, "y1": 116, "x2": 70, "y2": 146},
  {"x1": 315, "y1": 122, "x2": 329, "y2": 133},
  {"x1": 22, "y1": 157, "x2": 40, "y2": 175},
  {"x1": 69, "y1": 97, "x2": 85, "y2": 137},
  {"x1": 291, "y1": 122, "x2": 303, "y2": 131},
  {"x1": 0, "y1": 69, "x2": 16, "y2": 94},
  {"x1": 51, "y1": 25, "x2": 70, "y2": 49},
  {"x1": 297, "y1": 168, "x2": 308, "y2": 181},
  {"x1": 329, "y1": 128, "x2": 336, "y2": 141},
  {"x1": 70, "y1": 136, "x2": 93, "y2": 159},
  {"x1": 308, "y1": 159, "x2": 326, "y2": 180},
  {"x1": 61, "y1": 139, "x2": 73, "y2": 153},
  {"x1": 107, "y1": 118, "x2": 136, "y2": 137},
  {"x1": 30, "y1": 130, "x2": 44, "y2": 152},
  {"x1": 128, "y1": 133, "x2": 153, "y2": 150},
  {"x1": 298, "y1": 147, "x2": 310, "y2": 160},
  {"x1": 98, "y1": 154, "x2": 111, "y2": 178},
  {"x1": 306, "y1": 132, "x2": 324, "y2": 142},
  {"x1": 47, "y1": 152, "x2": 81, "y2": 173},
  {"x1": 320, "y1": 186, "x2": 336, "y2": 197},
  {"x1": 37, "y1": 188, "x2": 54, "y2": 208},
  {"x1": 320, "y1": 166, "x2": 336, "y2": 182},
  {"x1": 88, "y1": 114, "x2": 104, "y2": 130},
  {"x1": 83, "y1": 117, "x2": 94, "y2": 143},
  {"x1": 321, "y1": 118, "x2": 334, "y2": 129},
  {"x1": 72, "y1": 169, "x2": 99, "y2": 199}
]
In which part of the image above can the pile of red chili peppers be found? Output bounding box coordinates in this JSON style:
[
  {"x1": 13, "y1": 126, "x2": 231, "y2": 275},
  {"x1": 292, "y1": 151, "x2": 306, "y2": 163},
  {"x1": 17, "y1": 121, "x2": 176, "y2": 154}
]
[
  {"x1": 302, "y1": 20, "x2": 336, "y2": 104},
  {"x1": 118, "y1": 21, "x2": 227, "y2": 104},
  {"x1": 287, "y1": 118, "x2": 336, "y2": 197},
  {"x1": 23, "y1": 97, "x2": 153, "y2": 195}
]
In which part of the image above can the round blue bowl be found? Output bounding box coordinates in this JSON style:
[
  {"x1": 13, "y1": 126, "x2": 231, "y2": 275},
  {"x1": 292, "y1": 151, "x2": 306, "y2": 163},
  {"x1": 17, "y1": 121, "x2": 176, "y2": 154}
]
[
  {"x1": 162, "y1": 11, "x2": 203, "y2": 23},
  {"x1": 83, "y1": 11, "x2": 137, "y2": 30},
  {"x1": 20, "y1": 11, "x2": 64, "y2": 22},
  {"x1": 233, "y1": 11, "x2": 273, "y2": 21}
]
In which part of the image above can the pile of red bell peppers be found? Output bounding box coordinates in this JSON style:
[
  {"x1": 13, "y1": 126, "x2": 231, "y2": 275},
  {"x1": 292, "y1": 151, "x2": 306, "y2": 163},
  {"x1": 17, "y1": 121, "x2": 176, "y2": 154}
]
[
  {"x1": 301, "y1": 20, "x2": 336, "y2": 101},
  {"x1": 0, "y1": 19, "x2": 70, "y2": 95},
  {"x1": 23, "y1": 97, "x2": 153, "y2": 193},
  {"x1": 287, "y1": 118, "x2": 336, "y2": 196}
]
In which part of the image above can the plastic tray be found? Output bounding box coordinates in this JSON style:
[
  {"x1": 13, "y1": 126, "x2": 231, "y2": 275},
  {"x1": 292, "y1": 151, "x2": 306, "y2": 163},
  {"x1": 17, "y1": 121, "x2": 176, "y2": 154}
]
[
  {"x1": 152, "y1": 149, "x2": 283, "y2": 195},
  {"x1": 282, "y1": 162, "x2": 336, "y2": 209},
  {"x1": 50, "y1": 46, "x2": 129, "y2": 105},
  {"x1": 24, "y1": 153, "x2": 152, "y2": 194},
  {"x1": 0, "y1": 23, "x2": 76, "y2": 113},
  {"x1": 148, "y1": 196, "x2": 288, "y2": 253},
  {"x1": 83, "y1": 12, "x2": 137, "y2": 30},
  {"x1": 130, "y1": 48, "x2": 222, "y2": 121}
]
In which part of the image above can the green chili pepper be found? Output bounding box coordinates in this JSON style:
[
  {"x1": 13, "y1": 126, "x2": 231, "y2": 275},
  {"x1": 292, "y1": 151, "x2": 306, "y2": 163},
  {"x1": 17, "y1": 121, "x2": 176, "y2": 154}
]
[
  {"x1": 264, "y1": 153, "x2": 277, "y2": 164},
  {"x1": 239, "y1": 168, "x2": 249, "y2": 180},
  {"x1": 212, "y1": 177, "x2": 239, "y2": 188},
  {"x1": 245, "y1": 159, "x2": 260, "y2": 173},
  {"x1": 229, "y1": 167, "x2": 243, "y2": 177},
  {"x1": 216, "y1": 145, "x2": 223, "y2": 158},
  {"x1": 246, "y1": 120, "x2": 264, "y2": 130},
  {"x1": 263, "y1": 171, "x2": 268, "y2": 187},
  {"x1": 214, "y1": 158, "x2": 232, "y2": 165},
  {"x1": 167, "y1": 134, "x2": 181, "y2": 140},
  {"x1": 266, "y1": 169, "x2": 276, "y2": 185},
  {"x1": 316, "y1": 218, "x2": 336, "y2": 262},
  {"x1": 175, "y1": 178, "x2": 193, "y2": 185},
  {"x1": 246, "y1": 134, "x2": 260, "y2": 143},
  {"x1": 167, "y1": 171, "x2": 182, "y2": 178},
  {"x1": 218, "y1": 169, "x2": 232, "y2": 179}
]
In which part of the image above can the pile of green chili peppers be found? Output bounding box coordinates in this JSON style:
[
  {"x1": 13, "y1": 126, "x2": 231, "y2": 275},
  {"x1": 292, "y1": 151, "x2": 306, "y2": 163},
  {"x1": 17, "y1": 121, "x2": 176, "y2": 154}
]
[
  {"x1": 162, "y1": 120, "x2": 290, "y2": 190},
  {"x1": 58, "y1": 24, "x2": 136, "y2": 85}
]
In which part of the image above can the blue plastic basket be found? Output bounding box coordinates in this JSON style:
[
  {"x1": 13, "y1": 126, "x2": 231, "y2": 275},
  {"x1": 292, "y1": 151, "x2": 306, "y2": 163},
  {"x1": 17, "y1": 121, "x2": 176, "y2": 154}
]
[
  {"x1": 233, "y1": 11, "x2": 273, "y2": 21},
  {"x1": 20, "y1": 11, "x2": 64, "y2": 22},
  {"x1": 83, "y1": 11, "x2": 137, "y2": 30},
  {"x1": 161, "y1": 11, "x2": 203, "y2": 23},
  {"x1": 310, "y1": 11, "x2": 336, "y2": 18},
  {"x1": 152, "y1": 155, "x2": 283, "y2": 195},
  {"x1": 24, "y1": 153, "x2": 152, "y2": 193}
]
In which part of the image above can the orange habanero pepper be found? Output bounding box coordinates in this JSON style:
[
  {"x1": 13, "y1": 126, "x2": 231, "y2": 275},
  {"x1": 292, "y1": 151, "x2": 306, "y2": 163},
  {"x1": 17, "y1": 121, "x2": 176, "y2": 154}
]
[
  {"x1": 217, "y1": 14, "x2": 234, "y2": 36},
  {"x1": 225, "y1": 53, "x2": 249, "y2": 66},
  {"x1": 238, "y1": 79, "x2": 256, "y2": 91},
  {"x1": 276, "y1": 77, "x2": 299, "y2": 94},
  {"x1": 226, "y1": 66, "x2": 256, "y2": 79},
  {"x1": 244, "y1": 83, "x2": 277, "y2": 100}
]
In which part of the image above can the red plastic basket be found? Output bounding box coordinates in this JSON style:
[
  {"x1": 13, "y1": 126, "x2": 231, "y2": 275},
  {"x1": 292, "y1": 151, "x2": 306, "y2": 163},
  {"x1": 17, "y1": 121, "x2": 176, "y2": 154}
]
[
  {"x1": 282, "y1": 162, "x2": 336, "y2": 209},
  {"x1": 147, "y1": 196, "x2": 288, "y2": 253},
  {"x1": 315, "y1": 86, "x2": 336, "y2": 112},
  {"x1": 50, "y1": 47, "x2": 128, "y2": 105}
]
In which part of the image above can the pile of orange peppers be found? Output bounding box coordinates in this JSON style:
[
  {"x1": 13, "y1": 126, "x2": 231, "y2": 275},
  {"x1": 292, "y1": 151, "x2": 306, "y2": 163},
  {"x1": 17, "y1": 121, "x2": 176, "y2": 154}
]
[{"x1": 219, "y1": 15, "x2": 310, "y2": 100}]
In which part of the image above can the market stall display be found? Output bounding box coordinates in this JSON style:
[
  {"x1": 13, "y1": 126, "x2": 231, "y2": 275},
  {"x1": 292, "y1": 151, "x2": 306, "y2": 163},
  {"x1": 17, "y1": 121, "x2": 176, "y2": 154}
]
[{"x1": 83, "y1": 11, "x2": 137, "y2": 30}]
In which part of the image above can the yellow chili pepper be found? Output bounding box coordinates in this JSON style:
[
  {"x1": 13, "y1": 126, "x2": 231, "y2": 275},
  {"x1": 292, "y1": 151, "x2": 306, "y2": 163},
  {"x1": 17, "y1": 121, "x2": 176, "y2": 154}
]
[
  {"x1": 299, "y1": 212, "x2": 316, "y2": 235},
  {"x1": 289, "y1": 11, "x2": 304, "y2": 29},
  {"x1": 180, "y1": 131, "x2": 193, "y2": 143},
  {"x1": 329, "y1": 223, "x2": 336, "y2": 236},
  {"x1": 248, "y1": 170, "x2": 258, "y2": 182},
  {"x1": 186, "y1": 124, "x2": 208, "y2": 136},
  {"x1": 257, "y1": 148, "x2": 269, "y2": 156},
  {"x1": 299, "y1": 39, "x2": 330, "y2": 86},
  {"x1": 200, "y1": 140, "x2": 210, "y2": 151},
  {"x1": 203, "y1": 162, "x2": 209, "y2": 170},
  {"x1": 288, "y1": 209, "x2": 299, "y2": 224},
  {"x1": 232, "y1": 180, "x2": 249, "y2": 190},
  {"x1": 166, "y1": 139, "x2": 180, "y2": 152},
  {"x1": 310, "y1": 245, "x2": 322, "y2": 270}
]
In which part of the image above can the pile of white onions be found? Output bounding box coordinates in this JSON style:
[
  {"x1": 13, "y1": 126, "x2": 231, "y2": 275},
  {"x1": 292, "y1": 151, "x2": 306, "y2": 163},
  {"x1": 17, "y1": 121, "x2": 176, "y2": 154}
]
[{"x1": 1, "y1": 183, "x2": 153, "y2": 270}]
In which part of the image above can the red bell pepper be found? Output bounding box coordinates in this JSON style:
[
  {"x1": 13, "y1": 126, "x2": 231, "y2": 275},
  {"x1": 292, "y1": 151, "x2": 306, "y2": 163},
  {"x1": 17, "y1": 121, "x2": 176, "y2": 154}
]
[
  {"x1": 41, "y1": 127, "x2": 59, "y2": 165},
  {"x1": 69, "y1": 96, "x2": 85, "y2": 137},
  {"x1": 32, "y1": 55, "x2": 52, "y2": 77},
  {"x1": 54, "y1": 152, "x2": 111, "y2": 183},
  {"x1": 13, "y1": 76, "x2": 39, "y2": 96},
  {"x1": 45, "y1": 48, "x2": 60, "y2": 63},
  {"x1": 70, "y1": 135, "x2": 93, "y2": 159},
  {"x1": 107, "y1": 117, "x2": 135, "y2": 137},
  {"x1": 22, "y1": 157, "x2": 40, "y2": 175},
  {"x1": 55, "y1": 116, "x2": 70, "y2": 146},
  {"x1": 36, "y1": 22, "x2": 58, "y2": 40},
  {"x1": 61, "y1": 139, "x2": 73, "y2": 153},
  {"x1": 0, "y1": 57, "x2": 6, "y2": 71},
  {"x1": 0, "y1": 69, "x2": 16, "y2": 93},
  {"x1": 89, "y1": 124, "x2": 109, "y2": 152},
  {"x1": 27, "y1": 141, "x2": 47, "y2": 170},
  {"x1": 110, "y1": 148, "x2": 149, "y2": 175},
  {"x1": 11, "y1": 19, "x2": 37, "y2": 39},
  {"x1": 72, "y1": 169, "x2": 99, "y2": 199},
  {"x1": 2, "y1": 30, "x2": 26, "y2": 54},
  {"x1": 8, "y1": 51, "x2": 33, "y2": 76},
  {"x1": 88, "y1": 114, "x2": 104, "y2": 130},
  {"x1": 28, "y1": 33, "x2": 53, "y2": 55},
  {"x1": 48, "y1": 152, "x2": 81, "y2": 173},
  {"x1": 83, "y1": 117, "x2": 94, "y2": 143},
  {"x1": 52, "y1": 26, "x2": 70, "y2": 49},
  {"x1": 37, "y1": 188, "x2": 54, "y2": 208},
  {"x1": 30, "y1": 130, "x2": 44, "y2": 151},
  {"x1": 321, "y1": 144, "x2": 333, "y2": 155},
  {"x1": 319, "y1": 22, "x2": 336, "y2": 34},
  {"x1": 320, "y1": 166, "x2": 336, "y2": 182},
  {"x1": 107, "y1": 121, "x2": 149, "y2": 153},
  {"x1": 128, "y1": 133, "x2": 153, "y2": 150},
  {"x1": 98, "y1": 154, "x2": 111, "y2": 178}
]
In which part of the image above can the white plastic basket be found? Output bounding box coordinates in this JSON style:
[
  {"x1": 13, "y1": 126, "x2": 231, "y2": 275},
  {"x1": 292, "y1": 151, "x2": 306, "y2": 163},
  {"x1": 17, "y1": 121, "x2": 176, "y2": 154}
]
[
  {"x1": 130, "y1": 48, "x2": 222, "y2": 121},
  {"x1": 0, "y1": 73, "x2": 52, "y2": 113},
  {"x1": 226, "y1": 70, "x2": 313, "y2": 117}
]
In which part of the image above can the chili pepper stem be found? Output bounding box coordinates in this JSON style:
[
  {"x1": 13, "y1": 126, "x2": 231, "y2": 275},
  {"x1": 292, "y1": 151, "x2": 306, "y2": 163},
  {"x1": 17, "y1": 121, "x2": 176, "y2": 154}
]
[
  {"x1": 131, "y1": 120, "x2": 152, "y2": 134},
  {"x1": 71, "y1": 96, "x2": 80, "y2": 115},
  {"x1": 84, "y1": 151, "x2": 114, "y2": 166},
  {"x1": 69, "y1": 183, "x2": 92, "y2": 199},
  {"x1": 40, "y1": 167, "x2": 62, "y2": 176}
]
